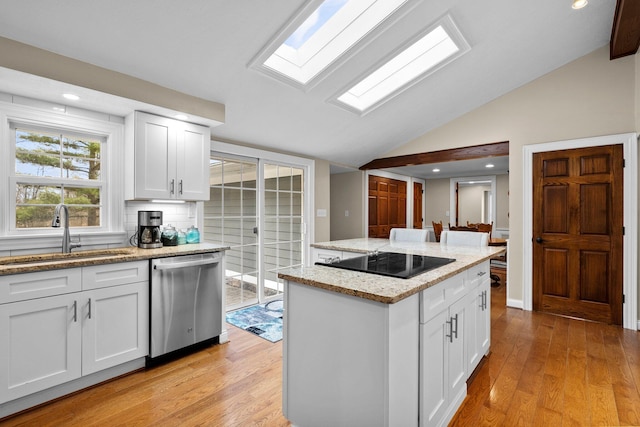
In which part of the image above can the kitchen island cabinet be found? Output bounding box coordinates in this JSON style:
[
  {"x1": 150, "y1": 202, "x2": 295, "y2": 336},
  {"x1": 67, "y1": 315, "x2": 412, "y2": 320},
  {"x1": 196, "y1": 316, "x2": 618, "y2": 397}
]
[{"x1": 280, "y1": 239, "x2": 503, "y2": 427}]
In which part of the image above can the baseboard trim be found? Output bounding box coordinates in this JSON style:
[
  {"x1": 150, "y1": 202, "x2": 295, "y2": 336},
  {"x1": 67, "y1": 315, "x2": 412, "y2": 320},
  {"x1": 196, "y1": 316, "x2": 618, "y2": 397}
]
[{"x1": 506, "y1": 298, "x2": 524, "y2": 309}]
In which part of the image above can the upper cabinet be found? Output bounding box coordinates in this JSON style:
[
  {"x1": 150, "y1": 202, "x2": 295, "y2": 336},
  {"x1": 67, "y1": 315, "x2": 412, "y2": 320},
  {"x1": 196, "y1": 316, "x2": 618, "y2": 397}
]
[{"x1": 125, "y1": 111, "x2": 210, "y2": 201}]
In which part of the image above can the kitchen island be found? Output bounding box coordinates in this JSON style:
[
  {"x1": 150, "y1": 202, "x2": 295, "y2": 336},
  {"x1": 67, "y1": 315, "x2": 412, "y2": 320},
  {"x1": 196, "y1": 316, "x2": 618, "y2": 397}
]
[{"x1": 278, "y1": 239, "x2": 504, "y2": 427}]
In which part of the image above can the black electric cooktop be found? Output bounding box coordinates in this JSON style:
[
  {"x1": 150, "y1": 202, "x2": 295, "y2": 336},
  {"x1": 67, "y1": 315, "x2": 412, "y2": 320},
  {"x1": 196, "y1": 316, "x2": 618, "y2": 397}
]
[{"x1": 316, "y1": 251, "x2": 456, "y2": 279}]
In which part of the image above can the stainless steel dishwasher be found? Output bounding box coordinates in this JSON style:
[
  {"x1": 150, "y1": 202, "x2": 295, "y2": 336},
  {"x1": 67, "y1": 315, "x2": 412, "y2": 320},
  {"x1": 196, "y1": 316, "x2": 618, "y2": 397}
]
[{"x1": 149, "y1": 252, "x2": 223, "y2": 359}]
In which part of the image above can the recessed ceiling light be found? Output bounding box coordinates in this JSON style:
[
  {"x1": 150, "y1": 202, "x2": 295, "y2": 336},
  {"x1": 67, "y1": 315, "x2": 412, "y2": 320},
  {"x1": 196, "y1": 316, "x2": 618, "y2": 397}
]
[
  {"x1": 175, "y1": 114, "x2": 188, "y2": 120},
  {"x1": 432, "y1": 168, "x2": 440, "y2": 172},
  {"x1": 63, "y1": 93, "x2": 80, "y2": 101},
  {"x1": 485, "y1": 163, "x2": 495, "y2": 168},
  {"x1": 572, "y1": 0, "x2": 588, "y2": 9}
]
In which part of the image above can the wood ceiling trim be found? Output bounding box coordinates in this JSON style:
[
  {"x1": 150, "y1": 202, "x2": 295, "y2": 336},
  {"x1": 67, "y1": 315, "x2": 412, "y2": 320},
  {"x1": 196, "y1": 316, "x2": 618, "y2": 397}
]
[
  {"x1": 610, "y1": 0, "x2": 640, "y2": 60},
  {"x1": 359, "y1": 141, "x2": 509, "y2": 170}
]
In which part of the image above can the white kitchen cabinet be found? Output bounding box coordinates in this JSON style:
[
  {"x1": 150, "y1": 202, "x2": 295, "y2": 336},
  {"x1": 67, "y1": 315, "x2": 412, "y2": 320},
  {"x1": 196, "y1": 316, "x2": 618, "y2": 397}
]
[
  {"x1": 82, "y1": 282, "x2": 149, "y2": 375},
  {"x1": 0, "y1": 261, "x2": 149, "y2": 405},
  {"x1": 125, "y1": 111, "x2": 210, "y2": 201},
  {"x1": 419, "y1": 291, "x2": 467, "y2": 427},
  {"x1": 0, "y1": 293, "x2": 82, "y2": 403},
  {"x1": 464, "y1": 261, "x2": 491, "y2": 376}
]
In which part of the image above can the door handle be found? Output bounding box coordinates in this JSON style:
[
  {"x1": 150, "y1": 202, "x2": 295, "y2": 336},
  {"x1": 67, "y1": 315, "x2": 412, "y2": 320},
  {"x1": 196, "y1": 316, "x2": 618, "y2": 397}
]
[
  {"x1": 536, "y1": 237, "x2": 544, "y2": 244},
  {"x1": 72, "y1": 300, "x2": 77, "y2": 323},
  {"x1": 446, "y1": 318, "x2": 453, "y2": 343},
  {"x1": 88, "y1": 298, "x2": 92, "y2": 319}
]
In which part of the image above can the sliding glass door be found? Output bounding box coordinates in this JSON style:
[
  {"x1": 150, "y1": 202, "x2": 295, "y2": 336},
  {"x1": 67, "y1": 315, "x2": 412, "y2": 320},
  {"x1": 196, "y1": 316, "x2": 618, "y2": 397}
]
[
  {"x1": 262, "y1": 163, "x2": 304, "y2": 301},
  {"x1": 205, "y1": 156, "x2": 259, "y2": 310},
  {"x1": 204, "y1": 155, "x2": 307, "y2": 311}
]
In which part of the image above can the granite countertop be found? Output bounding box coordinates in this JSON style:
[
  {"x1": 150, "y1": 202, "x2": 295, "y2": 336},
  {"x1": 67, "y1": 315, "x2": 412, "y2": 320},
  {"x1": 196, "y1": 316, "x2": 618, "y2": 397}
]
[
  {"x1": 280, "y1": 238, "x2": 506, "y2": 304},
  {"x1": 0, "y1": 243, "x2": 229, "y2": 275}
]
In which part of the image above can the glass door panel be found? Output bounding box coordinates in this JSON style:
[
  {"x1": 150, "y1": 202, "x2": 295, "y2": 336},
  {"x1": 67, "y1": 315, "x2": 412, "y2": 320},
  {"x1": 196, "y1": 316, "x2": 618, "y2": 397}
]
[
  {"x1": 262, "y1": 164, "x2": 304, "y2": 301},
  {"x1": 204, "y1": 157, "x2": 258, "y2": 311}
]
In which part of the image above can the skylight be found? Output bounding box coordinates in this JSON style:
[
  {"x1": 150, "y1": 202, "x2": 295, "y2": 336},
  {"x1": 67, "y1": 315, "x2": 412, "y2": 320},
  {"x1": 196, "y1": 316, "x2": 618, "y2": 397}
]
[
  {"x1": 261, "y1": 0, "x2": 410, "y2": 86},
  {"x1": 335, "y1": 15, "x2": 470, "y2": 114}
]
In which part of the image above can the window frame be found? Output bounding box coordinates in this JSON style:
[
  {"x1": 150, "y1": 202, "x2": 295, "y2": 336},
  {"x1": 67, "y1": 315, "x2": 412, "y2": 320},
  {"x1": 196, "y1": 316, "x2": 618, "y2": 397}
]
[
  {"x1": 10, "y1": 124, "x2": 106, "y2": 233},
  {"x1": 0, "y1": 102, "x2": 125, "y2": 250}
]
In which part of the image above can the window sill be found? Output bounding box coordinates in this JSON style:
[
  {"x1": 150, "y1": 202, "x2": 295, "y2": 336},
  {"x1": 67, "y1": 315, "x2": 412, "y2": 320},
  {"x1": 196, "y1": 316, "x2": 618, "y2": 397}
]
[{"x1": 0, "y1": 231, "x2": 129, "y2": 257}]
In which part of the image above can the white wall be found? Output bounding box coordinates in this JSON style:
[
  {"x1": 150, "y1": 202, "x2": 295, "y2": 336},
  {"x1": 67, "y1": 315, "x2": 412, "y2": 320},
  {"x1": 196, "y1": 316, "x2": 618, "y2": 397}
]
[{"x1": 330, "y1": 171, "x2": 365, "y2": 241}]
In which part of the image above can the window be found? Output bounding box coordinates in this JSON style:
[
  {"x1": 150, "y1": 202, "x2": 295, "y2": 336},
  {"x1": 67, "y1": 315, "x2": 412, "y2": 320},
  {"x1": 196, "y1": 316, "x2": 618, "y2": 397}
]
[
  {"x1": 255, "y1": 0, "x2": 410, "y2": 87},
  {"x1": 335, "y1": 15, "x2": 470, "y2": 114},
  {"x1": 12, "y1": 125, "x2": 104, "y2": 229}
]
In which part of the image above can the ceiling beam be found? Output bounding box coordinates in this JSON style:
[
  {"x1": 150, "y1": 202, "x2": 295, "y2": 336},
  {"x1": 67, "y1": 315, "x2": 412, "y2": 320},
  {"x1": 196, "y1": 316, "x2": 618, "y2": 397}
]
[
  {"x1": 359, "y1": 141, "x2": 509, "y2": 170},
  {"x1": 610, "y1": 0, "x2": 640, "y2": 60}
]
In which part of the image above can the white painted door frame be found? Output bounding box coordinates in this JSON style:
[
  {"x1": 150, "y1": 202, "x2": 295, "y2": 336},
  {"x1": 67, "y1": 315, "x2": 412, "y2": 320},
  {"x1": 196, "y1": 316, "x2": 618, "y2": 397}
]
[{"x1": 522, "y1": 133, "x2": 638, "y2": 330}]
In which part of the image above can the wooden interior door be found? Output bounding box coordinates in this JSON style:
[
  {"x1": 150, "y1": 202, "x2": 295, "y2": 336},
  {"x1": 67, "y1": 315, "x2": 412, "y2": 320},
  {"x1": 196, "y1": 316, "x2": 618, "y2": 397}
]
[
  {"x1": 368, "y1": 175, "x2": 407, "y2": 238},
  {"x1": 532, "y1": 145, "x2": 623, "y2": 324},
  {"x1": 413, "y1": 182, "x2": 423, "y2": 229}
]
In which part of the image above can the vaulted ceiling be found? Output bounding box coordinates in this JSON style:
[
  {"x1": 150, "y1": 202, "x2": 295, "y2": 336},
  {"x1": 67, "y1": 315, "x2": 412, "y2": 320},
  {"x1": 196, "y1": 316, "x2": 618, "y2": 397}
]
[{"x1": 0, "y1": 0, "x2": 627, "y2": 170}]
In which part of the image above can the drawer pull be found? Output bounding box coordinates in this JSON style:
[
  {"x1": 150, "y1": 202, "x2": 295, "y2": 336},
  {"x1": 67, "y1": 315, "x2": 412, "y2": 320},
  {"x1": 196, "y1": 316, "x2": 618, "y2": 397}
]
[
  {"x1": 477, "y1": 271, "x2": 487, "y2": 277},
  {"x1": 88, "y1": 298, "x2": 92, "y2": 319},
  {"x1": 72, "y1": 300, "x2": 77, "y2": 323}
]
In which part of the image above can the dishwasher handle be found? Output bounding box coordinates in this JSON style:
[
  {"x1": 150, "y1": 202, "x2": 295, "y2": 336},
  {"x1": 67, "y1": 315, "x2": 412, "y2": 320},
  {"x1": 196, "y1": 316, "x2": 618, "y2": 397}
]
[{"x1": 153, "y1": 256, "x2": 220, "y2": 271}]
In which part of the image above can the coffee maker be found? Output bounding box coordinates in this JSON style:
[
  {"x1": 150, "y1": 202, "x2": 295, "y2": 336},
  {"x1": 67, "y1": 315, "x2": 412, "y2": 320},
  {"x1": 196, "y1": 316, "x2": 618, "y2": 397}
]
[{"x1": 138, "y1": 210, "x2": 163, "y2": 249}]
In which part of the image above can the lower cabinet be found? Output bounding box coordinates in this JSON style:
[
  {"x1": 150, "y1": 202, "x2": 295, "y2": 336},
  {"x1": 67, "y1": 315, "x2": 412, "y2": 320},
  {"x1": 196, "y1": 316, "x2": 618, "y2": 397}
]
[
  {"x1": 82, "y1": 282, "x2": 149, "y2": 375},
  {"x1": 419, "y1": 260, "x2": 490, "y2": 427},
  {"x1": 420, "y1": 294, "x2": 467, "y2": 427},
  {"x1": 465, "y1": 262, "x2": 491, "y2": 376},
  {"x1": 0, "y1": 261, "x2": 149, "y2": 405},
  {"x1": 0, "y1": 293, "x2": 82, "y2": 403}
]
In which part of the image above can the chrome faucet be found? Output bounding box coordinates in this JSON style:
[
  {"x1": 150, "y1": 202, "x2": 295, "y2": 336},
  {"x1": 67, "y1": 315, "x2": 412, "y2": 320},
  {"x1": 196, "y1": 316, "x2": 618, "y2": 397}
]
[{"x1": 51, "y1": 203, "x2": 82, "y2": 253}]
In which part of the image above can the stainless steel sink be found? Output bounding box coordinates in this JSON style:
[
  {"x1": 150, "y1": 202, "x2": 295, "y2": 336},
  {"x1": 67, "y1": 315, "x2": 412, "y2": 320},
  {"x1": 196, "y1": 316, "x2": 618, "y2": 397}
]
[{"x1": 0, "y1": 247, "x2": 138, "y2": 266}]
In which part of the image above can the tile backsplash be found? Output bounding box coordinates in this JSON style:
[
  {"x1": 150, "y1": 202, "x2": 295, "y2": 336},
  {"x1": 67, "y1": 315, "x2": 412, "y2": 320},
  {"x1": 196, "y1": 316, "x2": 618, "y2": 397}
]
[{"x1": 124, "y1": 201, "x2": 197, "y2": 244}]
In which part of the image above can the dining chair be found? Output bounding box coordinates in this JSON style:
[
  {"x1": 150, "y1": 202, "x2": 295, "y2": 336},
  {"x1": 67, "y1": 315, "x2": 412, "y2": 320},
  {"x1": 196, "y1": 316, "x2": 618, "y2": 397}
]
[
  {"x1": 431, "y1": 221, "x2": 443, "y2": 242},
  {"x1": 475, "y1": 222, "x2": 493, "y2": 238},
  {"x1": 439, "y1": 230, "x2": 489, "y2": 247},
  {"x1": 389, "y1": 228, "x2": 429, "y2": 242}
]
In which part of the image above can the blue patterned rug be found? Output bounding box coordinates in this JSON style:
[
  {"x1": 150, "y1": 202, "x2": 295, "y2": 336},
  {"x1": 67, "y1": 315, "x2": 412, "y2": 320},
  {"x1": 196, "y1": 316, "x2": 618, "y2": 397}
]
[{"x1": 226, "y1": 301, "x2": 283, "y2": 343}]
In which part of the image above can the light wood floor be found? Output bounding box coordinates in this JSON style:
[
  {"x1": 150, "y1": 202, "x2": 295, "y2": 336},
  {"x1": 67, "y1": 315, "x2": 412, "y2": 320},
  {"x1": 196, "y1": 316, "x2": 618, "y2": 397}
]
[{"x1": 3, "y1": 284, "x2": 640, "y2": 426}]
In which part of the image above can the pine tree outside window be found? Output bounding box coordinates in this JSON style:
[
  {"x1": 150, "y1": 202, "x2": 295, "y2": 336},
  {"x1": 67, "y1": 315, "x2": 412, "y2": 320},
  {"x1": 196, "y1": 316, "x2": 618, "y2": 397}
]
[{"x1": 12, "y1": 125, "x2": 104, "y2": 230}]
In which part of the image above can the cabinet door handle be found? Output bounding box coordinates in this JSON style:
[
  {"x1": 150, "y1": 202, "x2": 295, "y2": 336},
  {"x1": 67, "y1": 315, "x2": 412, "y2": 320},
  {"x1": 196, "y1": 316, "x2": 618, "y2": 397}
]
[
  {"x1": 452, "y1": 314, "x2": 459, "y2": 339},
  {"x1": 479, "y1": 292, "x2": 484, "y2": 309},
  {"x1": 446, "y1": 318, "x2": 453, "y2": 343},
  {"x1": 88, "y1": 298, "x2": 92, "y2": 319},
  {"x1": 179, "y1": 179, "x2": 183, "y2": 195},
  {"x1": 72, "y1": 300, "x2": 77, "y2": 323},
  {"x1": 483, "y1": 290, "x2": 488, "y2": 310},
  {"x1": 170, "y1": 179, "x2": 175, "y2": 195}
]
